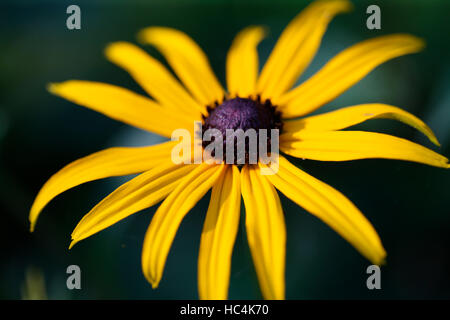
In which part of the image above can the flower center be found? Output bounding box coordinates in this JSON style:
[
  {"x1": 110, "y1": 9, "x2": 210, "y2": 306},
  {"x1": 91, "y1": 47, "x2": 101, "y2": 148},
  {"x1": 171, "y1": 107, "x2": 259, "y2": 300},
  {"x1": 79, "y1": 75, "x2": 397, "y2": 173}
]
[{"x1": 201, "y1": 96, "x2": 282, "y2": 164}]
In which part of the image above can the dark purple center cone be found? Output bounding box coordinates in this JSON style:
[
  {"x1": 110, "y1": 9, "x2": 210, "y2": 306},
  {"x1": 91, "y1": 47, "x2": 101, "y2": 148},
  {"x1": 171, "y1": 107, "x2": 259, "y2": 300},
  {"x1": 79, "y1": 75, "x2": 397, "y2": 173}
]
[{"x1": 201, "y1": 97, "x2": 282, "y2": 164}]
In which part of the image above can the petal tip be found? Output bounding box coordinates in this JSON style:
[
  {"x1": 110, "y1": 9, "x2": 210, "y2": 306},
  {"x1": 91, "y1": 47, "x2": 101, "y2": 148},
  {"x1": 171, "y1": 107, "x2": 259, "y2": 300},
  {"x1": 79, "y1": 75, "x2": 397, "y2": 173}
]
[
  {"x1": 415, "y1": 37, "x2": 426, "y2": 50},
  {"x1": 47, "y1": 81, "x2": 74, "y2": 96},
  {"x1": 433, "y1": 139, "x2": 441, "y2": 147},
  {"x1": 403, "y1": 34, "x2": 426, "y2": 51},
  {"x1": 29, "y1": 207, "x2": 39, "y2": 232},
  {"x1": 104, "y1": 41, "x2": 121, "y2": 55},
  {"x1": 46, "y1": 82, "x2": 59, "y2": 94},
  {"x1": 143, "y1": 271, "x2": 160, "y2": 289},
  {"x1": 339, "y1": 0, "x2": 354, "y2": 12},
  {"x1": 247, "y1": 25, "x2": 268, "y2": 38},
  {"x1": 426, "y1": 130, "x2": 441, "y2": 147},
  {"x1": 372, "y1": 248, "x2": 387, "y2": 266},
  {"x1": 136, "y1": 27, "x2": 158, "y2": 44},
  {"x1": 377, "y1": 257, "x2": 387, "y2": 267},
  {"x1": 104, "y1": 41, "x2": 133, "y2": 59},
  {"x1": 317, "y1": 0, "x2": 354, "y2": 13},
  {"x1": 68, "y1": 240, "x2": 77, "y2": 250},
  {"x1": 441, "y1": 157, "x2": 449, "y2": 169}
]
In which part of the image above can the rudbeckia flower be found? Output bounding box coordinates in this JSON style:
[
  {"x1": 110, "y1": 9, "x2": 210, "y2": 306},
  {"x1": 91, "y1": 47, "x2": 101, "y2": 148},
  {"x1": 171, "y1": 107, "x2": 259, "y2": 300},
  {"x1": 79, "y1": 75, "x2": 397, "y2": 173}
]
[{"x1": 30, "y1": 0, "x2": 449, "y2": 300}]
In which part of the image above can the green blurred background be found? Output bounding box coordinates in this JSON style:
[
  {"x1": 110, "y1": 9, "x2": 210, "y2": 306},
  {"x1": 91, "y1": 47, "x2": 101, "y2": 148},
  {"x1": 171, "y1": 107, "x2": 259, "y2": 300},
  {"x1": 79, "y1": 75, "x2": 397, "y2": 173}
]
[{"x1": 1, "y1": 0, "x2": 449, "y2": 299}]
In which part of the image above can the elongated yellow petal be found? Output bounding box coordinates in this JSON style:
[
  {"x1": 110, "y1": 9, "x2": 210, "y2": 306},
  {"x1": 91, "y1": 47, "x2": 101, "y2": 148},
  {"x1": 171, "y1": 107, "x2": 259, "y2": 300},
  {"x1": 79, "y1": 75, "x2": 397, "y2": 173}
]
[
  {"x1": 198, "y1": 165, "x2": 241, "y2": 300},
  {"x1": 283, "y1": 103, "x2": 440, "y2": 146},
  {"x1": 226, "y1": 26, "x2": 265, "y2": 98},
  {"x1": 241, "y1": 165, "x2": 285, "y2": 300},
  {"x1": 105, "y1": 42, "x2": 205, "y2": 117},
  {"x1": 257, "y1": 0, "x2": 351, "y2": 101},
  {"x1": 48, "y1": 80, "x2": 191, "y2": 138},
  {"x1": 142, "y1": 163, "x2": 226, "y2": 288},
  {"x1": 138, "y1": 27, "x2": 224, "y2": 106},
  {"x1": 29, "y1": 141, "x2": 176, "y2": 232},
  {"x1": 279, "y1": 34, "x2": 425, "y2": 118},
  {"x1": 281, "y1": 130, "x2": 449, "y2": 168},
  {"x1": 70, "y1": 163, "x2": 195, "y2": 248},
  {"x1": 260, "y1": 156, "x2": 386, "y2": 265}
]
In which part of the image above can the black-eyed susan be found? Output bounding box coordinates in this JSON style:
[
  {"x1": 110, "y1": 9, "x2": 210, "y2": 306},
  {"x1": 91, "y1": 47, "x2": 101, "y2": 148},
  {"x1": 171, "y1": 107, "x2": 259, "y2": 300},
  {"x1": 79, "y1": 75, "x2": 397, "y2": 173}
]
[{"x1": 30, "y1": 0, "x2": 449, "y2": 300}]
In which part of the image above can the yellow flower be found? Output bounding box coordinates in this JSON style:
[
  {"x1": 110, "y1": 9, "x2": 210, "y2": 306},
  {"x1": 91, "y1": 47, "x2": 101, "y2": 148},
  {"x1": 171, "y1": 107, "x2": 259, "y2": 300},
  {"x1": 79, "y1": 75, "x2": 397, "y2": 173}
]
[{"x1": 30, "y1": 0, "x2": 449, "y2": 300}]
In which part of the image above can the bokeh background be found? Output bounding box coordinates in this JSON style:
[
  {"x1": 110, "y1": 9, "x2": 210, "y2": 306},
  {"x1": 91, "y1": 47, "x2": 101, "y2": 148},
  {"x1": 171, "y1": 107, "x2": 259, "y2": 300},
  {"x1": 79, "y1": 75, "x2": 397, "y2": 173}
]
[{"x1": 1, "y1": 0, "x2": 449, "y2": 299}]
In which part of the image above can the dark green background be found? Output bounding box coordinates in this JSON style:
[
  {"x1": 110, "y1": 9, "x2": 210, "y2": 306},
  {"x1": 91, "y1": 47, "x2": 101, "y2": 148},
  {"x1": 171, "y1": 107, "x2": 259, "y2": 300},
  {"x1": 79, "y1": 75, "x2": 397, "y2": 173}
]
[{"x1": 1, "y1": 0, "x2": 449, "y2": 299}]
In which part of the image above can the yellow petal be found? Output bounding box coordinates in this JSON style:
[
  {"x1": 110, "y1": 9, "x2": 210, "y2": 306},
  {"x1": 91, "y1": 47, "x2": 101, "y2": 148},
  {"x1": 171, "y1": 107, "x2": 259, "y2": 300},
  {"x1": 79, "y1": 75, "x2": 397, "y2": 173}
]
[
  {"x1": 29, "y1": 141, "x2": 176, "y2": 232},
  {"x1": 279, "y1": 34, "x2": 425, "y2": 118},
  {"x1": 283, "y1": 103, "x2": 440, "y2": 146},
  {"x1": 138, "y1": 27, "x2": 224, "y2": 106},
  {"x1": 70, "y1": 162, "x2": 195, "y2": 248},
  {"x1": 198, "y1": 165, "x2": 241, "y2": 300},
  {"x1": 105, "y1": 42, "x2": 205, "y2": 117},
  {"x1": 260, "y1": 156, "x2": 386, "y2": 265},
  {"x1": 281, "y1": 130, "x2": 449, "y2": 168},
  {"x1": 142, "y1": 163, "x2": 226, "y2": 288},
  {"x1": 257, "y1": 0, "x2": 352, "y2": 101},
  {"x1": 48, "y1": 80, "x2": 191, "y2": 138},
  {"x1": 226, "y1": 26, "x2": 266, "y2": 99},
  {"x1": 241, "y1": 165, "x2": 285, "y2": 300}
]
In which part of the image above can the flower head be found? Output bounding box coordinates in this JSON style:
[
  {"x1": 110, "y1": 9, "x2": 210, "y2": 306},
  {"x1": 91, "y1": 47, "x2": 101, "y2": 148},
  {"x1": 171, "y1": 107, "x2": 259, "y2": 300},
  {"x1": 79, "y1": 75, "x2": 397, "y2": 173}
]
[
  {"x1": 30, "y1": 0, "x2": 449, "y2": 300},
  {"x1": 202, "y1": 96, "x2": 282, "y2": 164}
]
